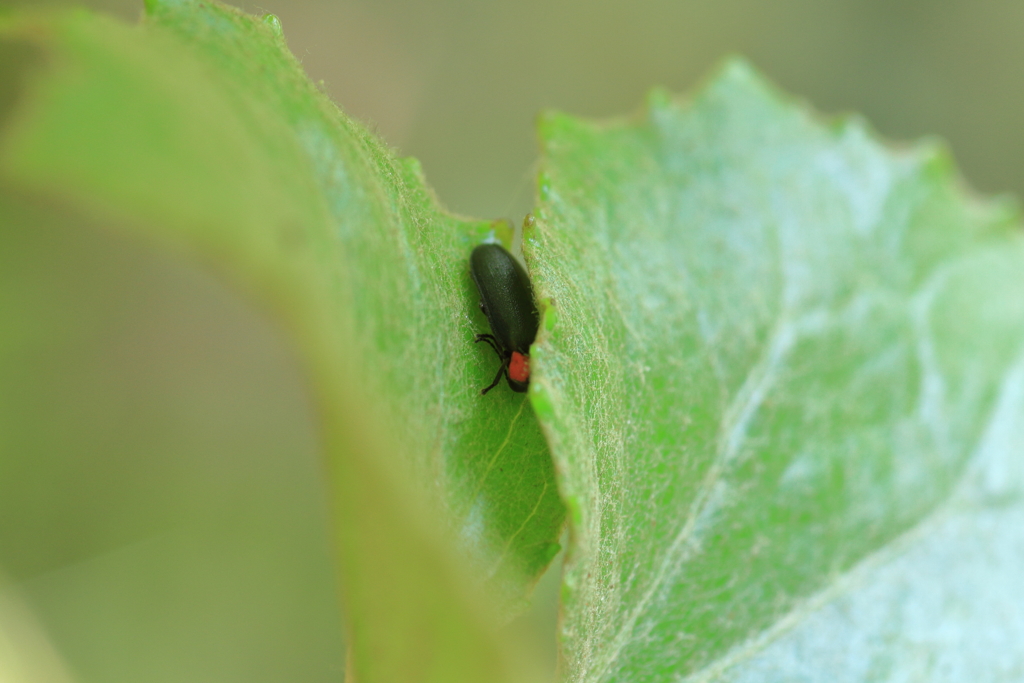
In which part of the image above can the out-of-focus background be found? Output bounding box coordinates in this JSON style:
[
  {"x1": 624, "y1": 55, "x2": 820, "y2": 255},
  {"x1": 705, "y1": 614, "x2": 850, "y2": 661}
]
[
  {"x1": 2, "y1": 0, "x2": 1023, "y2": 681},
  {"x1": 15, "y1": 0, "x2": 1024, "y2": 220}
]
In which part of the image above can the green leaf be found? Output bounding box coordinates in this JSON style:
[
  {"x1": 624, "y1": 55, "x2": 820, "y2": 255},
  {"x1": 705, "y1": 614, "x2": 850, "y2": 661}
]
[
  {"x1": 528, "y1": 61, "x2": 1024, "y2": 681},
  {"x1": 0, "y1": 573, "x2": 76, "y2": 683},
  {"x1": 0, "y1": 2, "x2": 561, "y2": 681}
]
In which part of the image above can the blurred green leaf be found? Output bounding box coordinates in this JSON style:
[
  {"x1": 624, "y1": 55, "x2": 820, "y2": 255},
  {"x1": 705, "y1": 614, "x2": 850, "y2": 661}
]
[
  {"x1": 0, "y1": 190, "x2": 348, "y2": 683},
  {"x1": 0, "y1": 574, "x2": 76, "y2": 683},
  {"x1": 0, "y1": 1, "x2": 561, "y2": 681},
  {"x1": 528, "y1": 61, "x2": 1024, "y2": 681}
]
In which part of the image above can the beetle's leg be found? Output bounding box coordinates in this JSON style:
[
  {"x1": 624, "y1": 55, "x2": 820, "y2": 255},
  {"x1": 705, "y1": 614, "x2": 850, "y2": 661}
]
[
  {"x1": 474, "y1": 334, "x2": 502, "y2": 358},
  {"x1": 481, "y1": 363, "x2": 506, "y2": 395}
]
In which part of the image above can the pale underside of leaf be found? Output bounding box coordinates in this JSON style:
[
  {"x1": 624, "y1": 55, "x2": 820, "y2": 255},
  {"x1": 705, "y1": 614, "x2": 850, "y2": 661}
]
[
  {"x1": 702, "y1": 356, "x2": 1024, "y2": 682},
  {"x1": 527, "y1": 60, "x2": 1024, "y2": 681}
]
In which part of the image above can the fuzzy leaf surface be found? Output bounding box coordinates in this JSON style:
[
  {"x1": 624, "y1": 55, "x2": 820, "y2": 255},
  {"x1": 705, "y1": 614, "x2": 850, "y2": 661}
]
[{"x1": 527, "y1": 62, "x2": 1024, "y2": 682}]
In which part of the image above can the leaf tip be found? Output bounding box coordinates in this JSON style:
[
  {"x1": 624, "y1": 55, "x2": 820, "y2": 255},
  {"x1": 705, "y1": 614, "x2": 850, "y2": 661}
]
[
  {"x1": 261, "y1": 13, "x2": 283, "y2": 37},
  {"x1": 537, "y1": 108, "x2": 582, "y2": 143},
  {"x1": 921, "y1": 139, "x2": 1024, "y2": 229},
  {"x1": 522, "y1": 211, "x2": 536, "y2": 232},
  {"x1": 708, "y1": 54, "x2": 767, "y2": 93},
  {"x1": 910, "y1": 137, "x2": 1023, "y2": 227},
  {"x1": 539, "y1": 541, "x2": 561, "y2": 565},
  {"x1": 699, "y1": 54, "x2": 789, "y2": 111},
  {"x1": 916, "y1": 135, "x2": 957, "y2": 174},
  {"x1": 645, "y1": 86, "x2": 673, "y2": 112}
]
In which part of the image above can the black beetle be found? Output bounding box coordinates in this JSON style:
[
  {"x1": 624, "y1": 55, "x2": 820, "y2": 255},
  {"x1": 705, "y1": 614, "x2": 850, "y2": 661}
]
[{"x1": 470, "y1": 242, "x2": 540, "y2": 394}]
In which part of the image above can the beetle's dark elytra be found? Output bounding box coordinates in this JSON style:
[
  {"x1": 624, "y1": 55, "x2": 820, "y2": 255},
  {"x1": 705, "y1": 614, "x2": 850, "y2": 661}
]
[{"x1": 470, "y1": 242, "x2": 540, "y2": 395}]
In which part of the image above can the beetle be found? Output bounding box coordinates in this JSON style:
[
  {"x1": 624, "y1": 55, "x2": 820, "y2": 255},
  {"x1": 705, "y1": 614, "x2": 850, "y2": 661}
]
[{"x1": 470, "y1": 242, "x2": 540, "y2": 394}]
